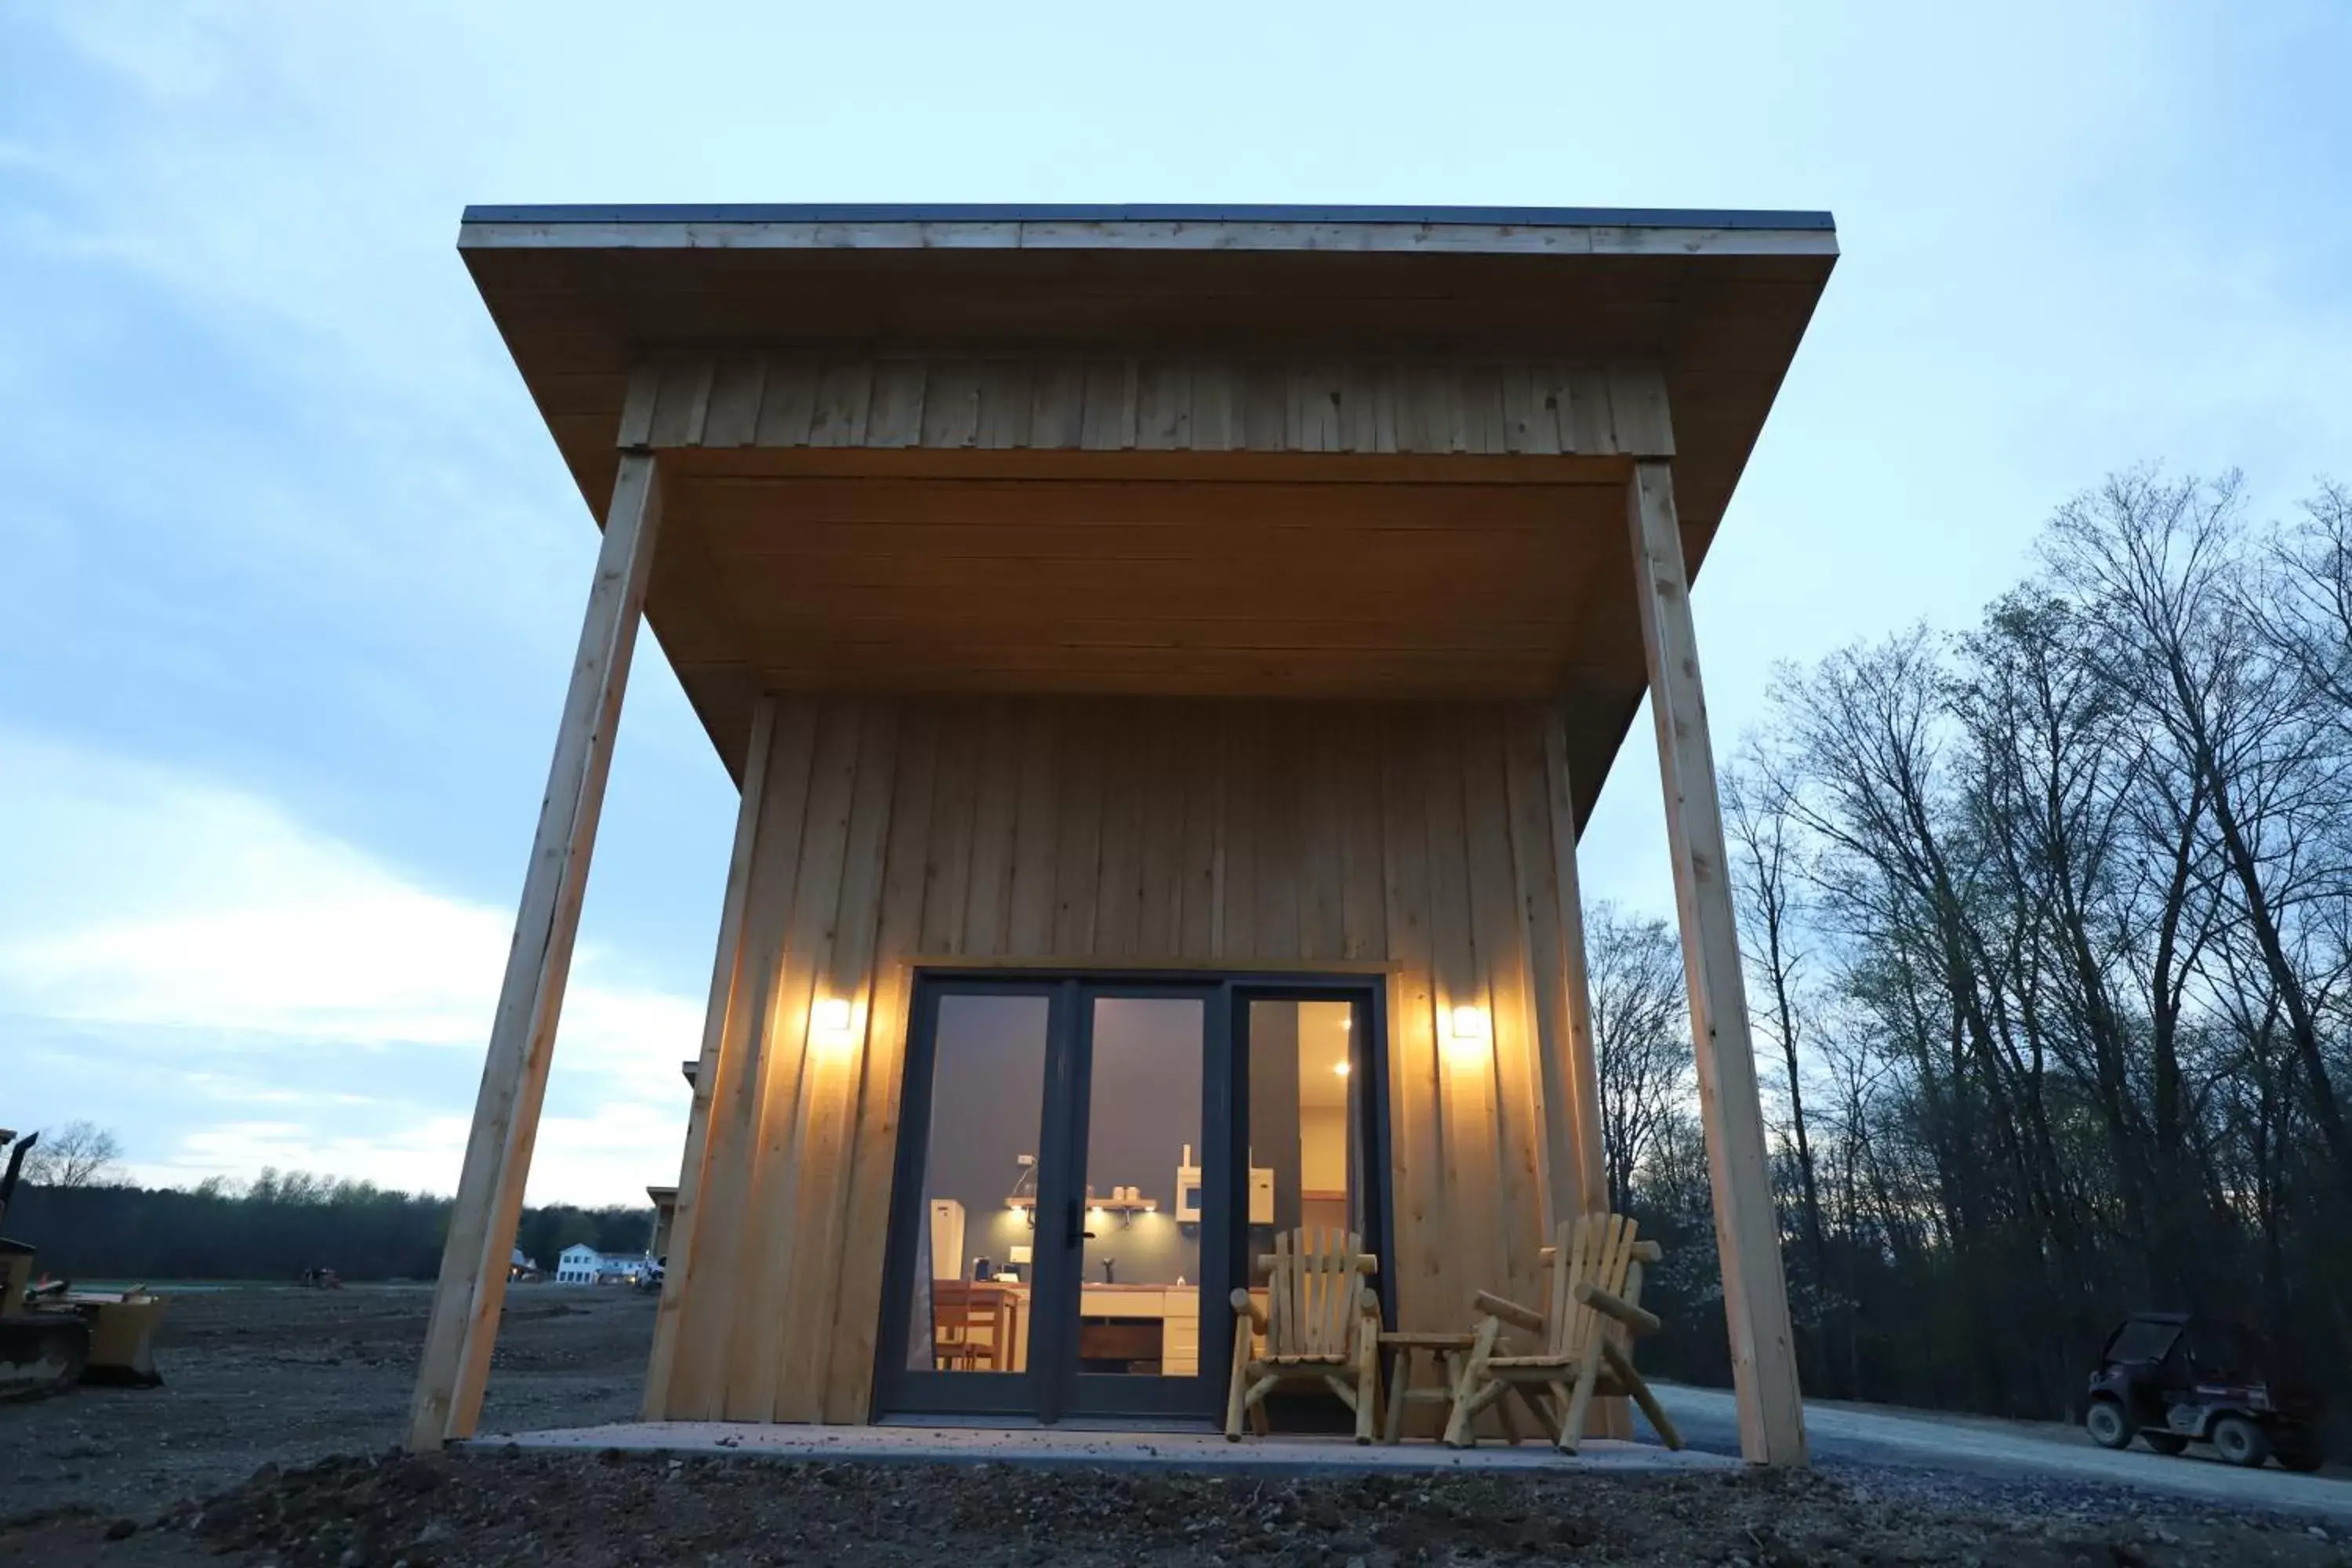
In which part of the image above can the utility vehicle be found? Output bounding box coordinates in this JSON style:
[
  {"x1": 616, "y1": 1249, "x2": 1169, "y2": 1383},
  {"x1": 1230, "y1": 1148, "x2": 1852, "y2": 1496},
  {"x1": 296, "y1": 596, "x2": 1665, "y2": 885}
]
[{"x1": 2085, "y1": 1312, "x2": 2324, "y2": 1472}]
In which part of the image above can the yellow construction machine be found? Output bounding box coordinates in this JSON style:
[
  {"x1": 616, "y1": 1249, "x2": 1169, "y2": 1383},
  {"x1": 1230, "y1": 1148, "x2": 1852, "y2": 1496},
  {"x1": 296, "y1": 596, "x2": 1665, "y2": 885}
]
[{"x1": 0, "y1": 1130, "x2": 165, "y2": 1400}]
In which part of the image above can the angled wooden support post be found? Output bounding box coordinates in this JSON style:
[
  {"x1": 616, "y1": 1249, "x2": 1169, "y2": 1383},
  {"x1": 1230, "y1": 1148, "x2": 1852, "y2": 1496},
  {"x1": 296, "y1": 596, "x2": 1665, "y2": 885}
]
[
  {"x1": 405, "y1": 450, "x2": 666, "y2": 1450},
  {"x1": 1625, "y1": 459, "x2": 1807, "y2": 1467}
]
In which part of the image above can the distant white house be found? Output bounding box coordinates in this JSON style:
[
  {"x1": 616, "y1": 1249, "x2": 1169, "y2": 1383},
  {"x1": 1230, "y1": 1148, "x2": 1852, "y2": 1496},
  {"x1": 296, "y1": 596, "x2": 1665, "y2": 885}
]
[
  {"x1": 554, "y1": 1243, "x2": 602, "y2": 1283},
  {"x1": 554, "y1": 1242, "x2": 650, "y2": 1285}
]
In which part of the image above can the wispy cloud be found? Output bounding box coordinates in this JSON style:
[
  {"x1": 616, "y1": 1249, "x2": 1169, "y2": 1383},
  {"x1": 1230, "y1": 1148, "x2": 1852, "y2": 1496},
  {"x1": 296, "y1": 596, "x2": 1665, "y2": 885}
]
[{"x1": 0, "y1": 728, "x2": 698, "y2": 1206}]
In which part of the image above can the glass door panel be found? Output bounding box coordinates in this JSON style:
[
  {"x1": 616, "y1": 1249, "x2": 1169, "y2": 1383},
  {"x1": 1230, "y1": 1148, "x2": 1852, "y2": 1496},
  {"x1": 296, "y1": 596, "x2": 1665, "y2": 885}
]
[
  {"x1": 876, "y1": 975, "x2": 1381, "y2": 1425},
  {"x1": 1247, "y1": 998, "x2": 1365, "y2": 1244},
  {"x1": 1237, "y1": 995, "x2": 1377, "y2": 1436},
  {"x1": 1074, "y1": 998, "x2": 1204, "y2": 1383},
  {"x1": 898, "y1": 993, "x2": 1048, "y2": 1385}
]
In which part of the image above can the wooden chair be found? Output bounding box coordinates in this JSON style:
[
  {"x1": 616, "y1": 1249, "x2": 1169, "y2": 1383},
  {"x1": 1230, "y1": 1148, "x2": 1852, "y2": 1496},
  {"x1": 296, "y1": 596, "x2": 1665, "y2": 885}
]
[
  {"x1": 930, "y1": 1281, "x2": 1002, "y2": 1370},
  {"x1": 1225, "y1": 1227, "x2": 1382, "y2": 1443},
  {"x1": 1443, "y1": 1212, "x2": 1682, "y2": 1454}
]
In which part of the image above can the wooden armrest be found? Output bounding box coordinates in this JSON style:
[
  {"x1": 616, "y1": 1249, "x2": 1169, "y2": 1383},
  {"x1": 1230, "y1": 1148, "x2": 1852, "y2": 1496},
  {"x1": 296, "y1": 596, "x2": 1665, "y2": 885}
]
[
  {"x1": 1471, "y1": 1290, "x2": 1546, "y2": 1335},
  {"x1": 1229, "y1": 1287, "x2": 1268, "y2": 1334},
  {"x1": 1573, "y1": 1281, "x2": 1662, "y2": 1335}
]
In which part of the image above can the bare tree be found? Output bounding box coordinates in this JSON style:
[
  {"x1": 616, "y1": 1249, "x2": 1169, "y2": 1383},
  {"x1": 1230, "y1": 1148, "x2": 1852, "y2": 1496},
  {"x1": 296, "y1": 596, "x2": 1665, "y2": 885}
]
[
  {"x1": 23, "y1": 1120, "x2": 125, "y2": 1189},
  {"x1": 1598, "y1": 467, "x2": 2352, "y2": 1424},
  {"x1": 1586, "y1": 902, "x2": 1692, "y2": 1214},
  {"x1": 2263, "y1": 481, "x2": 2352, "y2": 737},
  {"x1": 2045, "y1": 471, "x2": 2352, "y2": 1196},
  {"x1": 1722, "y1": 753, "x2": 1830, "y2": 1298}
]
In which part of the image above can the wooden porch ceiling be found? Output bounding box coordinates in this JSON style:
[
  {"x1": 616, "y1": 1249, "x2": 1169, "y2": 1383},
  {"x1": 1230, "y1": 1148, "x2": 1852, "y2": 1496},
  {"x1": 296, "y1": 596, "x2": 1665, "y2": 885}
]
[
  {"x1": 647, "y1": 448, "x2": 1643, "y2": 824},
  {"x1": 457, "y1": 205, "x2": 1836, "y2": 826}
]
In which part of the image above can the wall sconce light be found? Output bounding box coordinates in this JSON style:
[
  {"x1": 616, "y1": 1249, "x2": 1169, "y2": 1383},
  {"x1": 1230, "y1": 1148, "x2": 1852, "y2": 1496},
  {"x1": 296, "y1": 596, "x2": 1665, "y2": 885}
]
[
  {"x1": 1331, "y1": 1061, "x2": 1352, "y2": 1077},
  {"x1": 1446, "y1": 1004, "x2": 1492, "y2": 1054},
  {"x1": 811, "y1": 996, "x2": 857, "y2": 1052},
  {"x1": 1006, "y1": 1153, "x2": 1036, "y2": 1227}
]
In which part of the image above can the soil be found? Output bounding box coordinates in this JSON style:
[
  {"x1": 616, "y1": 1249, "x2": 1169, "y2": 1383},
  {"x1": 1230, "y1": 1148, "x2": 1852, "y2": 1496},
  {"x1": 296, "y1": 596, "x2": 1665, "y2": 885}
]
[
  {"x1": 3, "y1": 1284, "x2": 2346, "y2": 1566},
  {"x1": 0, "y1": 1283, "x2": 648, "y2": 1523}
]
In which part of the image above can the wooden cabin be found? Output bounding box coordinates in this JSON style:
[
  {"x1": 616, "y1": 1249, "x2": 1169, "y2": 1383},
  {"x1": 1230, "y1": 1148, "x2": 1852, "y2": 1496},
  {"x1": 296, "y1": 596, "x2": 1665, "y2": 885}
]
[{"x1": 405, "y1": 204, "x2": 1835, "y2": 1465}]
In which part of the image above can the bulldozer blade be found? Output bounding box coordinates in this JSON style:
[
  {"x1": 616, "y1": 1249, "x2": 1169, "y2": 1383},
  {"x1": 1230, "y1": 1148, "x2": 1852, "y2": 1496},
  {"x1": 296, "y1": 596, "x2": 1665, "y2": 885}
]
[
  {"x1": 79, "y1": 1296, "x2": 166, "y2": 1387},
  {"x1": 0, "y1": 1314, "x2": 92, "y2": 1402}
]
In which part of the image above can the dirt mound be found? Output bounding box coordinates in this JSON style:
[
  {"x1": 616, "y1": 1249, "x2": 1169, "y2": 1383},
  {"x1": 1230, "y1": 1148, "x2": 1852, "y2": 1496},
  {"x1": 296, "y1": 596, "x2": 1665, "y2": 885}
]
[{"x1": 12, "y1": 1448, "x2": 2335, "y2": 1567}]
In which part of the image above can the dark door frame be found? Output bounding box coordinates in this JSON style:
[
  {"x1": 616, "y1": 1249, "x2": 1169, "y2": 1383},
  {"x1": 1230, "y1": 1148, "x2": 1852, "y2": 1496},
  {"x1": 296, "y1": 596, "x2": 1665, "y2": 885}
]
[{"x1": 870, "y1": 968, "x2": 1395, "y2": 1425}]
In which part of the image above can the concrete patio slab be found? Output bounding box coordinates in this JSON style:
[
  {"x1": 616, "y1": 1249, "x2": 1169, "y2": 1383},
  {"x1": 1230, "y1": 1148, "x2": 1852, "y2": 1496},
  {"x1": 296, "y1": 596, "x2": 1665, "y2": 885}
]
[{"x1": 470, "y1": 1421, "x2": 1727, "y2": 1478}]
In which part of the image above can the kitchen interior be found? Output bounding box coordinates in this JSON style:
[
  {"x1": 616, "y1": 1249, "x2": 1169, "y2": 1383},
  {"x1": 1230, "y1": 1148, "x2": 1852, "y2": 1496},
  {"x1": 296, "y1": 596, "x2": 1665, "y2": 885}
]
[{"x1": 907, "y1": 996, "x2": 1359, "y2": 1380}]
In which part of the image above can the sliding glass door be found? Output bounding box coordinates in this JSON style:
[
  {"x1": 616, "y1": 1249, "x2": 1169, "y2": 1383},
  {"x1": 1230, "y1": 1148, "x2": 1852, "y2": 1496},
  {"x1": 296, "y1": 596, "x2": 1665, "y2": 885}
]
[{"x1": 873, "y1": 974, "x2": 1387, "y2": 1424}]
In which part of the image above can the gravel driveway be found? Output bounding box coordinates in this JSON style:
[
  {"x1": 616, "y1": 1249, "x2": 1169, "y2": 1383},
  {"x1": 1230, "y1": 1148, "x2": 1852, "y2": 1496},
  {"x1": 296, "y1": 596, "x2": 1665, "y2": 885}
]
[{"x1": 1657, "y1": 1382, "x2": 2352, "y2": 1524}]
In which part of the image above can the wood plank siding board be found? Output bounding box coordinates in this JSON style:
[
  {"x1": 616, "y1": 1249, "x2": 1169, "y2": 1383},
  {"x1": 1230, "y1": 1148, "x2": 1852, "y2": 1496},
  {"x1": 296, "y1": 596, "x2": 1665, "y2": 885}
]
[
  {"x1": 651, "y1": 695, "x2": 1602, "y2": 1423},
  {"x1": 641, "y1": 696, "x2": 776, "y2": 1420},
  {"x1": 665, "y1": 699, "x2": 818, "y2": 1417},
  {"x1": 627, "y1": 354, "x2": 1671, "y2": 459},
  {"x1": 725, "y1": 699, "x2": 865, "y2": 1421},
  {"x1": 1376, "y1": 710, "x2": 1445, "y2": 1341}
]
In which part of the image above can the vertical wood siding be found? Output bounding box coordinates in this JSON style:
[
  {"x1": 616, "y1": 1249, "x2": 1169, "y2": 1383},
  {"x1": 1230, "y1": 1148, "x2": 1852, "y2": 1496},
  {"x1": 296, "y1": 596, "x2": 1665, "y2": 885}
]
[
  {"x1": 653, "y1": 694, "x2": 1602, "y2": 1423},
  {"x1": 626, "y1": 353, "x2": 1674, "y2": 459}
]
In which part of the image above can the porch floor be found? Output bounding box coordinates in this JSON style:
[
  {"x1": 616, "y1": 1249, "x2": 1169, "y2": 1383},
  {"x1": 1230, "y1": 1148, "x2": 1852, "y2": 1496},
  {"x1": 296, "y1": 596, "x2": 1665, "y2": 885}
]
[{"x1": 468, "y1": 1421, "x2": 1726, "y2": 1476}]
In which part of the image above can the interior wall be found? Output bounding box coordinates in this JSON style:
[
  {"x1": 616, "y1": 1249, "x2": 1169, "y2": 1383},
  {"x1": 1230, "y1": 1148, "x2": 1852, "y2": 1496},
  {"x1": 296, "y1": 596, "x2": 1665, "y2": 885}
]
[
  {"x1": 1299, "y1": 1108, "x2": 1348, "y2": 1193},
  {"x1": 650, "y1": 693, "x2": 1603, "y2": 1424}
]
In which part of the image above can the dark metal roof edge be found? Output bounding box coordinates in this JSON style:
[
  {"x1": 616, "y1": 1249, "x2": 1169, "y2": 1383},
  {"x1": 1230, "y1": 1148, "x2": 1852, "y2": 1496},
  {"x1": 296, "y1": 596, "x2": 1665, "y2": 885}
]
[{"x1": 459, "y1": 201, "x2": 1835, "y2": 230}]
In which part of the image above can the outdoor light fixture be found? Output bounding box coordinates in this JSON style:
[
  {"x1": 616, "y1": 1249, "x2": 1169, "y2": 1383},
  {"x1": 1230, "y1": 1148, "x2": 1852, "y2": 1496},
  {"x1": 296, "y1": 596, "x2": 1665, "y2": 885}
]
[
  {"x1": 810, "y1": 996, "x2": 857, "y2": 1051},
  {"x1": 1446, "y1": 1005, "x2": 1492, "y2": 1052},
  {"x1": 1332, "y1": 1061, "x2": 1352, "y2": 1077}
]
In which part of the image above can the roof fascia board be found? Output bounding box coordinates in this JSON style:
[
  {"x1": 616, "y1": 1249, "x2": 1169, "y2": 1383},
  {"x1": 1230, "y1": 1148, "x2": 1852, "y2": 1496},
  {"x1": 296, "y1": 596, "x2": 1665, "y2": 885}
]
[{"x1": 457, "y1": 205, "x2": 1837, "y2": 260}]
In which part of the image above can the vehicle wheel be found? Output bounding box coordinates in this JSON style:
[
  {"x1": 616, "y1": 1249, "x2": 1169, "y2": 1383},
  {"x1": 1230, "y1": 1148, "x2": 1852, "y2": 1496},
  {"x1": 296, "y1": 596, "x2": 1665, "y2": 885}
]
[
  {"x1": 2085, "y1": 1400, "x2": 2132, "y2": 1450},
  {"x1": 2141, "y1": 1432, "x2": 2189, "y2": 1456},
  {"x1": 2211, "y1": 1416, "x2": 2270, "y2": 1468},
  {"x1": 2274, "y1": 1442, "x2": 2325, "y2": 1474}
]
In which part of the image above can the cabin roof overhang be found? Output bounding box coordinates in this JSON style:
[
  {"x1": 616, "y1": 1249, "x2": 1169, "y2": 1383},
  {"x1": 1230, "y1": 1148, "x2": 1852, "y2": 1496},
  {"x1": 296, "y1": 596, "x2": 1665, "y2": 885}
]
[{"x1": 459, "y1": 204, "x2": 1835, "y2": 821}]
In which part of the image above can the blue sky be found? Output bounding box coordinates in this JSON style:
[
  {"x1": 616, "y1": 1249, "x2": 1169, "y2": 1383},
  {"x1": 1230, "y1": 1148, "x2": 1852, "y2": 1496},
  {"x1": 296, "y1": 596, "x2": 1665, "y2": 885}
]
[{"x1": 3, "y1": 2, "x2": 2348, "y2": 1204}]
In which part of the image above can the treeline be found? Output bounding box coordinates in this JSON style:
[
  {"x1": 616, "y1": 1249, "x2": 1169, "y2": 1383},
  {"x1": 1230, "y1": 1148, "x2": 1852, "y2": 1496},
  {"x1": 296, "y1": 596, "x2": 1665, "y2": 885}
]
[
  {"x1": 1604, "y1": 470, "x2": 2352, "y2": 1446},
  {"x1": 8, "y1": 1169, "x2": 652, "y2": 1283}
]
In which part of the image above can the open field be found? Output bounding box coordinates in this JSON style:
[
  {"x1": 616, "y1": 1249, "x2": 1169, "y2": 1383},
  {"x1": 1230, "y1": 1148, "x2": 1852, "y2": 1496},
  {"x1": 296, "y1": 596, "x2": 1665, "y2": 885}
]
[
  {"x1": 3, "y1": 1284, "x2": 2347, "y2": 1566},
  {"x1": 0, "y1": 1282, "x2": 649, "y2": 1521}
]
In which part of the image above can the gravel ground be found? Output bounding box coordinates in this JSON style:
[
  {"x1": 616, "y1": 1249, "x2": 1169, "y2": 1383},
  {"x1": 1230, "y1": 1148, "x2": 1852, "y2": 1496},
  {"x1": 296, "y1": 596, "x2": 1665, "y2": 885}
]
[
  {"x1": 6, "y1": 1449, "x2": 2348, "y2": 1567},
  {"x1": 0, "y1": 1283, "x2": 649, "y2": 1521},
  {"x1": 1657, "y1": 1383, "x2": 2352, "y2": 1523},
  {"x1": 3, "y1": 1283, "x2": 2347, "y2": 1566}
]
